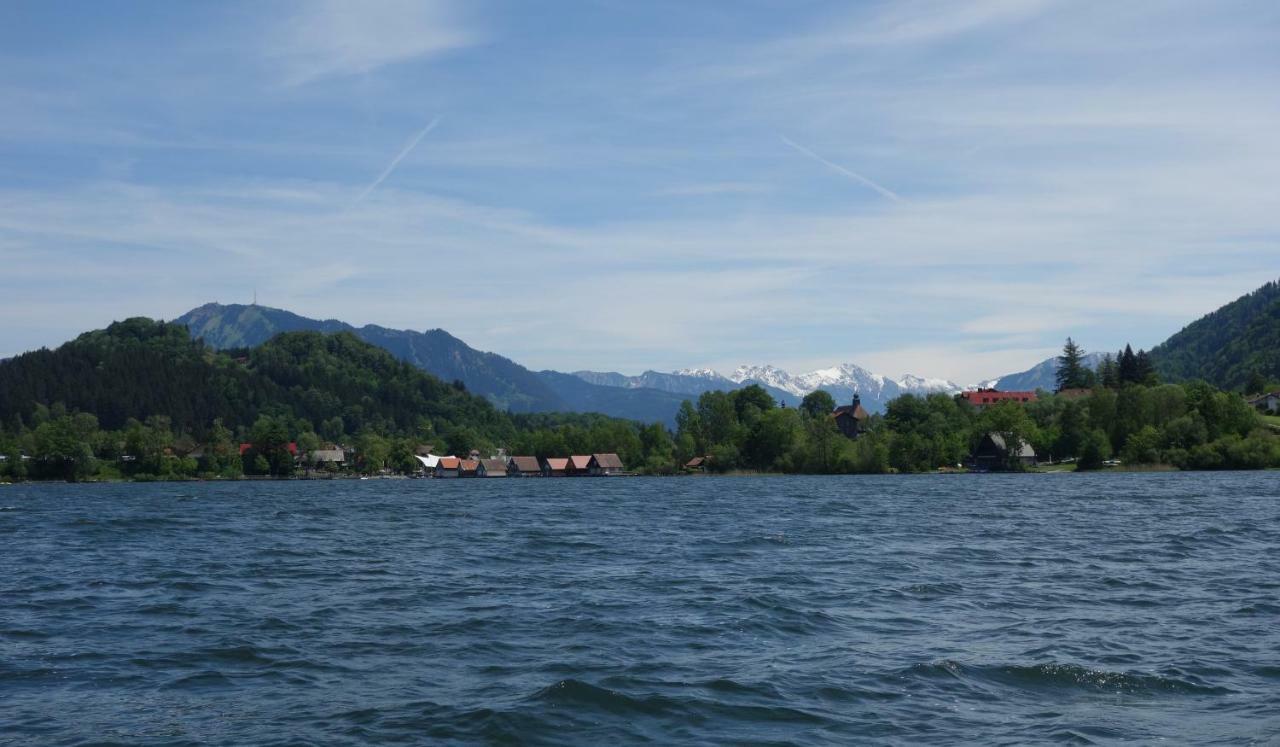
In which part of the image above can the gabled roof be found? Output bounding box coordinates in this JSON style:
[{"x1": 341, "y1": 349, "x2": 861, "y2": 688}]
[
  {"x1": 437, "y1": 456, "x2": 460, "y2": 469},
  {"x1": 459, "y1": 459, "x2": 480, "y2": 473},
  {"x1": 480, "y1": 458, "x2": 508, "y2": 473},
  {"x1": 568, "y1": 455, "x2": 592, "y2": 470},
  {"x1": 508, "y1": 456, "x2": 541, "y2": 472},
  {"x1": 985, "y1": 432, "x2": 1036, "y2": 458},
  {"x1": 832, "y1": 404, "x2": 869, "y2": 420},
  {"x1": 414, "y1": 454, "x2": 441, "y2": 469},
  {"x1": 685, "y1": 456, "x2": 707, "y2": 468},
  {"x1": 591, "y1": 453, "x2": 624, "y2": 470},
  {"x1": 544, "y1": 457, "x2": 569, "y2": 470}
]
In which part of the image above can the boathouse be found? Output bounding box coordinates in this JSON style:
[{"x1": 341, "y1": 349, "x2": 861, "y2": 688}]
[
  {"x1": 588, "y1": 453, "x2": 625, "y2": 476},
  {"x1": 971, "y1": 432, "x2": 1037, "y2": 471},
  {"x1": 434, "y1": 456, "x2": 461, "y2": 478},
  {"x1": 478, "y1": 458, "x2": 508, "y2": 477},
  {"x1": 507, "y1": 456, "x2": 542, "y2": 477}
]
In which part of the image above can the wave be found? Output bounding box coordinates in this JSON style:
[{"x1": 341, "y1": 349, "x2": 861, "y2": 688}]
[{"x1": 909, "y1": 660, "x2": 1234, "y2": 696}]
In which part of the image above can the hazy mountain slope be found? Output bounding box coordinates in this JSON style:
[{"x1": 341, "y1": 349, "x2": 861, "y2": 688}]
[
  {"x1": 1149, "y1": 279, "x2": 1280, "y2": 389},
  {"x1": 536, "y1": 371, "x2": 692, "y2": 426},
  {"x1": 572, "y1": 369, "x2": 800, "y2": 407},
  {"x1": 984, "y1": 352, "x2": 1107, "y2": 392}
]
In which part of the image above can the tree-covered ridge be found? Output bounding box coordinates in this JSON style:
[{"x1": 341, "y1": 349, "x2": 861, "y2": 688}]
[
  {"x1": 0, "y1": 318, "x2": 509, "y2": 441},
  {"x1": 1151, "y1": 278, "x2": 1280, "y2": 390},
  {"x1": 0, "y1": 318, "x2": 694, "y2": 480}
]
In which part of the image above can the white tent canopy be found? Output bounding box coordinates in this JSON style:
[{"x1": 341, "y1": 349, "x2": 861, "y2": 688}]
[{"x1": 413, "y1": 454, "x2": 443, "y2": 469}]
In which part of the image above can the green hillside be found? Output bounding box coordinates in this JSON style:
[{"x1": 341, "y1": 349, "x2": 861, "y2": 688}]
[
  {"x1": 0, "y1": 318, "x2": 513, "y2": 442},
  {"x1": 1151, "y1": 279, "x2": 1280, "y2": 390}
]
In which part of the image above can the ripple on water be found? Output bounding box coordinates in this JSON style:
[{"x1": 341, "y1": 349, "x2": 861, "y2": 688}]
[{"x1": 0, "y1": 474, "x2": 1276, "y2": 744}]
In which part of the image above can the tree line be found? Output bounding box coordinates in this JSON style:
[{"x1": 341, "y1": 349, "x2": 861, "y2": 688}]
[{"x1": 1, "y1": 326, "x2": 1277, "y2": 482}]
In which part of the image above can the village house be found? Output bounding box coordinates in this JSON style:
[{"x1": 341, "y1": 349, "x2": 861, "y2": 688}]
[
  {"x1": 310, "y1": 445, "x2": 347, "y2": 466},
  {"x1": 959, "y1": 388, "x2": 1038, "y2": 410},
  {"x1": 1247, "y1": 391, "x2": 1280, "y2": 413},
  {"x1": 542, "y1": 457, "x2": 569, "y2": 477},
  {"x1": 507, "y1": 456, "x2": 542, "y2": 477},
  {"x1": 478, "y1": 458, "x2": 508, "y2": 477},
  {"x1": 434, "y1": 456, "x2": 461, "y2": 478},
  {"x1": 588, "y1": 453, "x2": 625, "y2": 476},
  {"x1": 831, "y1": 394, "x2": 870, "y2": 439},
  {"x1": 458, "y1": 459, "x2": 480, "y2": 478},
  {"x1": 567, "y1": 455, "x2": 592, "y2": 476},
  {"x1": 970, "y1": 432, "x2": 1037, "y2": 471}
]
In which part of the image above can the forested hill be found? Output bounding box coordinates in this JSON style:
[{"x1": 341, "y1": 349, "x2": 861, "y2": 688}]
[
  {"x1": 0, "y1": 318, "x2": 515, "y2": 442},
  {"x1": 177, "y1": 303, "x2": 566, "y2": 413},
  {"x1": 1151, "y1": 279, "x2": 1280, "y2": 390}
]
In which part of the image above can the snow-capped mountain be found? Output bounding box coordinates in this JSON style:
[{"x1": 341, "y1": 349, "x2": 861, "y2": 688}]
[{"x1": 573, "y1": 362, "x2": 962, "y2": 415}]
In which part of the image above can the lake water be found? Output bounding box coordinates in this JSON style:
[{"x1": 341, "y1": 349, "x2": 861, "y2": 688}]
[{"x1": 2, "y1": 473, "x2": 1278, "y2": 745}]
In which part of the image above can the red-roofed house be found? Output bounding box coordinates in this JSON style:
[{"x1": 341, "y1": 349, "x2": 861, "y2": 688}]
[{"x1": 959, "y1": 389, "x2": 1038, "y2": 411}]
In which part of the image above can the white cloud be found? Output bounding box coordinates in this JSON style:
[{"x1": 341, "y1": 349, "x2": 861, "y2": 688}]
[{"x1": 272, "y1": 0, "x2": 477, "y2": 85}]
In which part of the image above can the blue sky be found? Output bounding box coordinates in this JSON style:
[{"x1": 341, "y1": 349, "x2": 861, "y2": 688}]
[{"x1": 2, "y1": 0, "x2": 1278, "y2": 383}]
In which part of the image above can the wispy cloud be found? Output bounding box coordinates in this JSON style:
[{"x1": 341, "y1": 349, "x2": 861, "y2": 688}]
[
  {"x1": 357, "y1": 116, "x2": 441, "y2": 202},
  {"x1": 655, "y1": 181, "x2": 770, "y2": 197},
  {"x1": 779, "y1": 136, "x2": 902, "y2": 201},
  {"x1": 274, "y1": 0, "x2": 477, "y2": 85}
]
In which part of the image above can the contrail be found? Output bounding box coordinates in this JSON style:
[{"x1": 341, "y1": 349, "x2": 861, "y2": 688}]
[
  {"x1": 780, "y1": 135, "x2": 902, "y2": 202},
  {"x1": 357, "y1": 116, "x2": 441, "y2": 202}
]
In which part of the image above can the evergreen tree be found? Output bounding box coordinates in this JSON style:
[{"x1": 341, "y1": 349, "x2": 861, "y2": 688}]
[
  {"x1": 1119, "y1": 344, "x2": 1139, "y2": 384},
  {"x1": 1246, "y1": 371, "x2": 1267, "y2": 395},
  {"x1": 1134, "y1": 349, "x2": 1158, "y2": 386},
  {"x1": 1055, "y1": 337, "x2": 1089, "y2": 391},
  {"x1": 1097, "y1": 353, "x2": 1119, "y2": 389}
]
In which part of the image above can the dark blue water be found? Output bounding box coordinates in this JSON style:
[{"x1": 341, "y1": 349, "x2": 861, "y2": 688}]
[{"x1": 2, "y1": 473, "x2": 1279, "y2": 745}]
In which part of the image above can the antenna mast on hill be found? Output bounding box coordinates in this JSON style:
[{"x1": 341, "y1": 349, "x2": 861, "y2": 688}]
[{"x1": 253, "y1": 288, "x2": 257, "y2": 306}]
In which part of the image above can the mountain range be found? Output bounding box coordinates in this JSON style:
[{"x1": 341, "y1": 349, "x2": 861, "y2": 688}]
[
  {"x1": 175, "y1": 304, "x2": 964, "y2": 422},
  {"x1": 172, "y1": 279, "x2": 1278, "y2": 425}
]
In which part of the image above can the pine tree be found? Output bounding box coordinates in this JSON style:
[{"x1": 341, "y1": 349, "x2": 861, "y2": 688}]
[
  {"x1": 1119, "y1": 344, "x2": 1139, "y2": 384},
  {"x1": 1055, "y1": 337, "x2": 1088, "y2": 391},
  {"x1": 1135, "y1": 349, "x2": 1158, "y2": 385},
  {"x1": 1097, "y1": 353, "x2": 1119, "y2": 389}
]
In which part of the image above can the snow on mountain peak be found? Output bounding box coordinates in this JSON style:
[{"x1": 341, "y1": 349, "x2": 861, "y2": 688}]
[
  {"x1": 673, "y1": 367, "x2": 723, "y2": 380},
  {"x1": 895, "y1": 374, "x2": 962, "y2": 393}
]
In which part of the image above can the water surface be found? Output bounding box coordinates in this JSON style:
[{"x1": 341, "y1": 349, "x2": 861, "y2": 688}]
[{"x1": 2, "y1": 473, "x2": 1278, "y2": 744}]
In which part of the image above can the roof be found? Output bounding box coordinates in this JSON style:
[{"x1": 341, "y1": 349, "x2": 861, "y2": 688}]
[
  {"x1": 685, "y1": 456, "x2": 707, "y2": 468},
  {"x1": 1246, "y1": 391, "x2": 1280, "y2": 403},
  {"x1": 832, "y1": 404, "x2": 869, "y2": 420},
  {"x1": 413, "y1": 454, "x2": 441, "y2": 469},
  {"x1": 569, "y1": 455, "x2": 592, "y2": 470},
  {"x1": 544, "y1": 457, "x2": 569, "y2": 470},
  {"x1": 508, "y1": 456, "x2": 541, "y2": 472},
  {"x1": 459, "y1": 459, "x2": 480, "y2": 473},
  {"x1": 985, "y1": 432, "x2": 1036, "y2": 458},
  {"x1": 480, "y1": 458, "x2": 508, "y2": 473},
  {"x1": 437, "y1": 456, "x2": 460, "y2": 469},
  {"x1": 961, "y1": 390, "x2": 1038, "y2": 405},
  {"x1": 314, "y1": 448, "x2": 347, "y2": 462},
  {"x1": 239, "y1": 442, "x2": 298, "y2": 456},
  {"x1": 591, "y1": 453, "x2": 624, "y2": 470}
]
